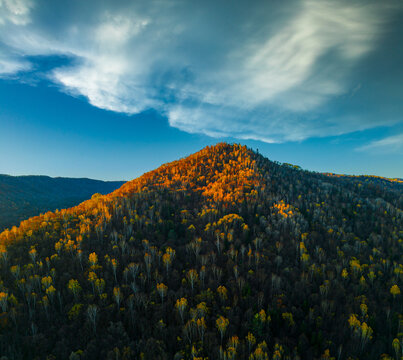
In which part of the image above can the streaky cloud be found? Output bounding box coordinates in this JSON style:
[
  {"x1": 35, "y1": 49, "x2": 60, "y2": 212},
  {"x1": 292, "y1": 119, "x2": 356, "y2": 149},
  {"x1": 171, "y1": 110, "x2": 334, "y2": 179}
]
[
  {"x1": 0, "y1": 0, "x2": 401, "y2": 142},
  {"x1": 357, "y1": 133, "x2": 403, "y2": 153}
]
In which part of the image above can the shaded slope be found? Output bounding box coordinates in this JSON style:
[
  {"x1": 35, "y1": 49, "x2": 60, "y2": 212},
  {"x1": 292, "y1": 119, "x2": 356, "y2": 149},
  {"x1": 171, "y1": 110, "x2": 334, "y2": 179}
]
[
  {"x1": 323, "y1": 172, "x2": 403, "y2": 192},
  {"x1": 0, "y1": 175, "x2": 125, "y2": 231},
  {"x1": 0, "y1": 143, "x2": 402, "y2": 360}
]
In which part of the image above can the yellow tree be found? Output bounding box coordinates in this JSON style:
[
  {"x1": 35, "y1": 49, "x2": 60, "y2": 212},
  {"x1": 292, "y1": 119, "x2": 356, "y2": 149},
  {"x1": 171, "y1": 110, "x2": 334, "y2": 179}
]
[
  {"x1": 0, "y1": 292, "x2": 8, "y2": 312},
  {"x1": 54, "y1": 241, "x2": 62, "y2": 255},
  {"x1": 162, "y1": 253, "x2": 172, "y2": 274},
  {"x1": 348, "y1": 314, "x2": 373, "y2": 351},
  {"x1": 111, "y1": 258, "x2": 118, "y2": 283},
  {"x1": 216, "y1": 316, "x2": 229, "y2": 344},
  {"x1": 196, "y1": 302, "x2": 208, "y2": 318},
  {"x1": 392, "y1": 338, "x2": 400, "y2": 360},
  {"x1": 175, "y1": 297, "x2": 188, "y2": 322},
  {"x1": 183, "y1": 319, "x2": 196, "y2": 344},
  {"x1": 390, "y1": 285, "x2": 400, "y2": 299},
  {"x1": 89, "y1": 252, "x2": 98, "y2": 268},
  {"x1": 68, "y1": 279, "x2": 81, "y2": 301},
  {"x1": 188, "y1": 237, "x2": 201, "y2": 261},
  {"x1": 249, "y1": 341, "x2": 269, "y2": 360},
  {"x1": 360, "y1": 322, "x2": 373, "y2": 349},
  {"x1": 95, "y1": 278, "x2": 106, "y2": 296},
  {"x1": 156, "y1": 283, "x2": 168, "y2": 304},
  {"x1": 196, "y1": 317, "x2": 206, "y2": 344},
  {"x1": 227, "y1": 335, "x2": 239, "y2": 352},
  {"x1": 113, "y1": 287, "x2": 122, "y2": 308},
  {"x1": 200, "y1": 266, "x2": 206, "y2": 288},
  {"x1": 88, "y1": 271, "x2": 98, "y2": 294},
  {"x1": 187, "y1": 269, "x2": 198, "y2": 293},
  {"x1": 246, "y1": 332, "x2": 256, "y2": 354},
  {"x1": 272, "y1": 343, "x2": 284, "y2": 360},
  {"x1": 127, "y1": 262, "x2": 140, "y2": 282},
  {"x1": 42, "y1": 295, "x2": 49, "y2": 318},
  {"x1": 46, "y1": 285, "x2": 56, "y2": 303},
  {"x1": 166, "y1": 247, "x2": 176, "y2": 260},
  {"x1": 0, "y1": 245, "x2": 7, "y2": 266},
  {"x1": 29, "y1": 247, "x2": 37, "y2": 263},
  {"x1": 217, "y1": 285, "x2": 228, "y2": 303},
  {"x1": 41, "y1": 276, "x2": 52, "y2": 290},
  {"x1": 10, "y1": 265, "x2": 20, "y2": 279}
]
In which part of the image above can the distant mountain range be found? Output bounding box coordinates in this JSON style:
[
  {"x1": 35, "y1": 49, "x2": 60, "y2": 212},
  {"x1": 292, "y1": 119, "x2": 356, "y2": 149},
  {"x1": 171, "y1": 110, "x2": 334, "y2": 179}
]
[{"x1": 0, "y1": 175, "x2": 125, "y2": 231}]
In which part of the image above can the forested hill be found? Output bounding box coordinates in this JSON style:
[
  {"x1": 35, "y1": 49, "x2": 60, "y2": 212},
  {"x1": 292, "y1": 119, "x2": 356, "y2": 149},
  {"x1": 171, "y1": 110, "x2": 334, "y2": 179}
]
[
  {"x1": 322, "y1": 173, "x2": 403, "y2": 192},
  {"x1": 0, "y1": 175, "x2": 125, "y2": 231},
  {"x1": 0, "y1": 143, "x2": 402, "y2": 360}
]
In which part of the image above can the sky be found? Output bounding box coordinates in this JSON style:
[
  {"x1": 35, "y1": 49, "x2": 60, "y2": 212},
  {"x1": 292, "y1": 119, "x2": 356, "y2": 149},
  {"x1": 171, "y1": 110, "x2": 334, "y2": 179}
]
[{"x1": 0, "y1": 0, "x2": 402, "y2": 181}]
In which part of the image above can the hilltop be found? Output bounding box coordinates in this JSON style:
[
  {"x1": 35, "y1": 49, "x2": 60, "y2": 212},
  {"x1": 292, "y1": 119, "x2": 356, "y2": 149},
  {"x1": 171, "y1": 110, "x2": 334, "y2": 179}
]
[
  {"x1": 0, "y1": 143, "x2": 401, "y2": 360},
  {"x1": 0, "y1": 175, "x2": 125, "y2": 231}
]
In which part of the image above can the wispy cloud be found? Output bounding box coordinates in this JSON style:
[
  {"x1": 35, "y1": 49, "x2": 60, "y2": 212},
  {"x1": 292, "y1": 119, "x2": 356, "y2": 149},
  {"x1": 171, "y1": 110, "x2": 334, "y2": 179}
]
[
  {"x1": 0, "y1": 0, "x2": 33, "y2": 26},
  {"x1": 0, "y1": 0, "x2": 401, "y2": 142},
  {"x1": 0, "y1": 51, "x2": 30, "y2": 75},
  {"x1": 357, "y1": 133, "x2": 403, "y2": 153}
]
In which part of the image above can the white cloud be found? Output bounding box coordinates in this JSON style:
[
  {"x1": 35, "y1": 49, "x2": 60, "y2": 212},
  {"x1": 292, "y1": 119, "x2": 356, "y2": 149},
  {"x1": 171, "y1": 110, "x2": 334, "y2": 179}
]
[
  {"x1": 0, "y1": 0, "x2": 33, "y2": 75},
  {"x1": 0, "y1": 52, "x2": 30, "y2": 75},
  {"x1": 52, "y1": 13, "x2": 155, "y2": 114},
  {"x1": 357, "y1": 133, "x2": 403, "y2": 153},
  {"x1": 238, "y1": 1, "x2": 378, "y2": 110},
  {"x1": 0, "y1": 0, "x2": 399, "y2": 142},
  {"x1": 0, "y1": 0, "x2": 33, "y2": 25}
]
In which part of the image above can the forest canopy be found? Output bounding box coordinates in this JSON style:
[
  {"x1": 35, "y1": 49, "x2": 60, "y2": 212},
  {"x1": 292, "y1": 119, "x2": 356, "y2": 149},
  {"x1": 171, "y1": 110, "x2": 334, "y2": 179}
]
[{"x1": 0, "y1": 143, "x2": 402, "y2": 360}]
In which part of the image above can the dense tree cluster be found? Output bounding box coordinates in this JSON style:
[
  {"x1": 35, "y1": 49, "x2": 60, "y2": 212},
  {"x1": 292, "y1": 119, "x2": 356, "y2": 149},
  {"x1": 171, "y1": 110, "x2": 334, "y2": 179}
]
[{"x1": 0, "y1": 143, "x2": 402, "y2": 359}]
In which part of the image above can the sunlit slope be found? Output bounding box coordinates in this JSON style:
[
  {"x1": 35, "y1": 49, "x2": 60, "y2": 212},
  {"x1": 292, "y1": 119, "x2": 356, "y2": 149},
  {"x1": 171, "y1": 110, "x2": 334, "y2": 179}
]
[{"x1": 0, "y1": 143, "x2": 264, "y2": 246}]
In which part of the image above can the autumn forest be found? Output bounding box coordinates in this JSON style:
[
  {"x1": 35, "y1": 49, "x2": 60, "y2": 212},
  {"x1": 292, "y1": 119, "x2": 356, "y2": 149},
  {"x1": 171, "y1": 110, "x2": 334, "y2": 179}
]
[{"x1": 0, "y1": 143, "x2": 402, "y2": 360}]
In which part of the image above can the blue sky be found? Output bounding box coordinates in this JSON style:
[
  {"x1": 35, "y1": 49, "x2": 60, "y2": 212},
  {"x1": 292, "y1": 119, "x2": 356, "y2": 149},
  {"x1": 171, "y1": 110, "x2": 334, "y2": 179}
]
[{"x1": 0, "y1": 0, "x2": 402, "y2": 180}]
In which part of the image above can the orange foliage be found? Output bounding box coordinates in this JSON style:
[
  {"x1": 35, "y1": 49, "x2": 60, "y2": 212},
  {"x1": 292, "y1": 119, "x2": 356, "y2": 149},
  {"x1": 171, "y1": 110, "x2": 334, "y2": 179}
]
[
  {"x1": 273, "y1": 201, "x2": 294, "y2": 218},
  {"x1": 0, "y1": 143, "x2": 264, "y2": 247}
]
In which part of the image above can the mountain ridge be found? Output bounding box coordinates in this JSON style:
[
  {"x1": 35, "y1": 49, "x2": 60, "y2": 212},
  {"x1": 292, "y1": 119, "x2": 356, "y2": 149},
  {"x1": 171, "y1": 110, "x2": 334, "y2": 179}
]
[
  {"x1": 1, "y1": 142, "x2": 401, "y2": 245},
  {"x1": 0, "y1": 174, "x2": 125, "y2": 232},
  {"x1": 1, "y1": 143, "x2": 400, "y2": 236}
]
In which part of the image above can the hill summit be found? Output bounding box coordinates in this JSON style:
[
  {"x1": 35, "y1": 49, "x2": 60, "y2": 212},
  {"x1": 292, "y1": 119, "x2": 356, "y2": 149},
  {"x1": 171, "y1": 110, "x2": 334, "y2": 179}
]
[{"x1": 0, "y1": 143, "x2": 402, "y2": 360}]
